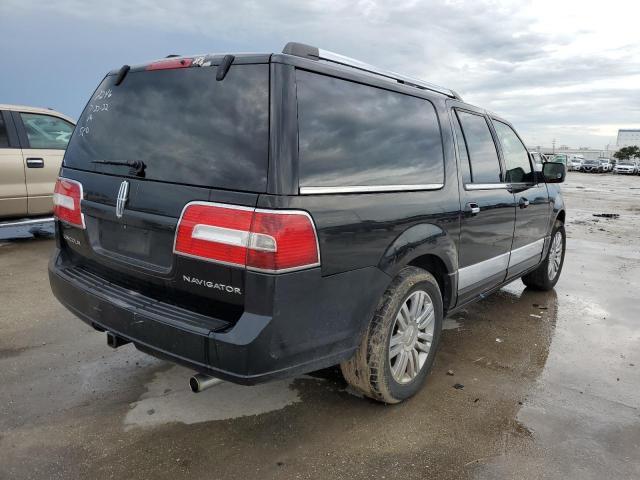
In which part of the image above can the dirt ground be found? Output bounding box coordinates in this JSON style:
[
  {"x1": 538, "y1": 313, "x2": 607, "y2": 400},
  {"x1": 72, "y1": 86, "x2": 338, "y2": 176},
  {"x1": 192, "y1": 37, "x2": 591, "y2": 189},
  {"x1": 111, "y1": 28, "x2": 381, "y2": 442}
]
[{"x1": 1, "y1": 172, "x2": 639, "y2": 480}]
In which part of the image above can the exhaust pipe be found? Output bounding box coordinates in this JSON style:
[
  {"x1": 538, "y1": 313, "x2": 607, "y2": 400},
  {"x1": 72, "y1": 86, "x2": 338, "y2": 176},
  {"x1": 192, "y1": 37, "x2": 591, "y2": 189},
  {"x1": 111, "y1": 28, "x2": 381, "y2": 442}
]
[{"x1": 189, "y1": 373, "x2": 223, "y2": 393}]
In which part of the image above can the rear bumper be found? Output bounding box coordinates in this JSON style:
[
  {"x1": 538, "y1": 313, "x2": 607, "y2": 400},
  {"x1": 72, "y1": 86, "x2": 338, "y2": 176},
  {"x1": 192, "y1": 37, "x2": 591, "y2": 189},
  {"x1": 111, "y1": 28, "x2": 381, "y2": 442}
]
[{"x1": 49, "y1": 248, "x2": 390, "y2": 385}]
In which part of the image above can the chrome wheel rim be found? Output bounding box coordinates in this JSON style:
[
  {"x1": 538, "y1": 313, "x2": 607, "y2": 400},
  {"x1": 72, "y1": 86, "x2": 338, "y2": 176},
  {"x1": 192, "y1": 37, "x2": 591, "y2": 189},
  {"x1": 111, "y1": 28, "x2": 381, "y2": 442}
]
[
  {"x1": 389, "y1": 290, "x2": 435, "y2": 384},
  {"x1": 547, "y1": 231, "x2": 563, "y2": 280}
]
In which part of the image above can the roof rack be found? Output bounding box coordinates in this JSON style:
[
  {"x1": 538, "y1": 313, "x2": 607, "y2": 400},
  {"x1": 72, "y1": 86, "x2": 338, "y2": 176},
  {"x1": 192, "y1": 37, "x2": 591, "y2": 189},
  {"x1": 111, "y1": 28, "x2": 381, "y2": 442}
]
[{"x1": 282, "y1": 42, "x2": 462, "y2": 101}]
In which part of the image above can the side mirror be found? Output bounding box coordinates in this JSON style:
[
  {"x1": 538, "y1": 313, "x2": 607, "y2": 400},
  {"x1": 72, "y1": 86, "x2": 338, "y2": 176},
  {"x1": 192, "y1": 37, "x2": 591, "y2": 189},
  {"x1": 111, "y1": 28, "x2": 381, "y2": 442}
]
[{"x1": 542, "y1": 162, "x2": 566, "y2": 183}]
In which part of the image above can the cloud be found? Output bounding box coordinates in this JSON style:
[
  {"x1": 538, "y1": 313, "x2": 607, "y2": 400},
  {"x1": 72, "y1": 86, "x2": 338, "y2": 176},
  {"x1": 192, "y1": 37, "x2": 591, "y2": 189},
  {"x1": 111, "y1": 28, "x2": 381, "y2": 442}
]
[{"x1": 2, "y1": 0, "x2": 639, "y2": 148}]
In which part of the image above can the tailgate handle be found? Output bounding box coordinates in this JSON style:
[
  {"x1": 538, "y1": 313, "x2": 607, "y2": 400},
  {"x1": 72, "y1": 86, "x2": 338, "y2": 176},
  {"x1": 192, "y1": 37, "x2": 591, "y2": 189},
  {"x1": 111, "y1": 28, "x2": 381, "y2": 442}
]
[{"x1": 26, "y1": 158, "x2": 44, "y2": 168}]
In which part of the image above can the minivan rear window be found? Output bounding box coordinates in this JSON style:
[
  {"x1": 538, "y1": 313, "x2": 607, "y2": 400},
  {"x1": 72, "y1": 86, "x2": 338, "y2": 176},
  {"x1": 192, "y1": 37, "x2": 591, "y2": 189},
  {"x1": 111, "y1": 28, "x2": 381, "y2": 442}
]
[
  {"x1": 64, "y1": 64, "x2": 269, "y2": 192},
  {"x1": 296, "y1": 70, "x2": 444, "y2": 189}
]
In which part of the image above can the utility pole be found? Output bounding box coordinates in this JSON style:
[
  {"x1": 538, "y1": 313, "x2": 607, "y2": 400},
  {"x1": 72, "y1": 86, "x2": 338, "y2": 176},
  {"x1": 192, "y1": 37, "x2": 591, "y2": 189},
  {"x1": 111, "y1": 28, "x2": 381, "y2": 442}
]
[{"x1": 552, "y1": 138, "x2": 556, "y2": 154}]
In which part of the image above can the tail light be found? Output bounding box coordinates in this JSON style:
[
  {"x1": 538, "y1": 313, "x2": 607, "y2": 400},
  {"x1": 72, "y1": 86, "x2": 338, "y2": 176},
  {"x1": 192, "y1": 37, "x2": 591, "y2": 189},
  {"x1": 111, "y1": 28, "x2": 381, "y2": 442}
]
[
  {"x1": 174, "y1": 202, "x2": 320, "y2": 273},
  {"x1": 146, "y1": 58, "x2": 193, "y2": 71},
  {"x1": 53, "y1": 177, "x2": 85, "y2": 229}
]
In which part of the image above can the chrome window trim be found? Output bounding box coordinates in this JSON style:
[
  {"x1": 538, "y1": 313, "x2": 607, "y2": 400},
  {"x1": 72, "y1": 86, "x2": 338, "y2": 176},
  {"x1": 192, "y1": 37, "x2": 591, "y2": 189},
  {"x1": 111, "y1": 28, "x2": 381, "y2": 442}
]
[
  {"x1": 299, "y1": 184, "x2": 444, "y2": 195},
  {"x1": 508, "y1": 238, "x2": 545, "y2": 267},
  {"x1": 464, "y1": 183, "x2": 511, "y2": 191}
]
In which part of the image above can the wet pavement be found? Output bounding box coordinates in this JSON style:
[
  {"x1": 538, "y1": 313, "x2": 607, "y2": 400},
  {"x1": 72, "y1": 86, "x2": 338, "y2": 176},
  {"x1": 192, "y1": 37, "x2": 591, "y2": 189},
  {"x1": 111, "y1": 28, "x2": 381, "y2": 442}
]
[{"x1": 1, "y1": 172, "x2": 639, "y2": 479}]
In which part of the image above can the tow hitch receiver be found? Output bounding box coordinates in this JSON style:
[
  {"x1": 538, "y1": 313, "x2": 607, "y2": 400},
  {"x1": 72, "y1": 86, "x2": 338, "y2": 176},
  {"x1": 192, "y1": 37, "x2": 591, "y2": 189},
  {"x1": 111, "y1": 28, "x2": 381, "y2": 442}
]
[{"x1": 106, "y1": 331, "x2": 131, "y2": 349}]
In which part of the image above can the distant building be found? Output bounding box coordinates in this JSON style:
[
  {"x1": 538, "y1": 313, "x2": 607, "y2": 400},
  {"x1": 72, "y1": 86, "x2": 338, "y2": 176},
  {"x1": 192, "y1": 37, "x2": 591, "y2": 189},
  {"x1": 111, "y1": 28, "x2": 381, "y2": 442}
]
[
  {"x1": 616, "y1": 129, "x2": 640, "y2": 148},
  {"x1": 528, "y1": 130, "x2": 640, "y2": 160},
  {"x1": 530, "y1": 146, "x2": 617, "y2": 160}
]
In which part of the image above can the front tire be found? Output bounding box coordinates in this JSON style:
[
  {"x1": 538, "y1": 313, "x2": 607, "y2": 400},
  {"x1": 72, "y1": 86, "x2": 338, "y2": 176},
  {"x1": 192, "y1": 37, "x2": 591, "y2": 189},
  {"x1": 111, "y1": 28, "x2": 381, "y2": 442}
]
[
  {"x1": 522, "y1": 222, "x2": 566, "y2": 291},
  {"x1": 340, "y1": 266, "x2": 443, "y2": 404}
]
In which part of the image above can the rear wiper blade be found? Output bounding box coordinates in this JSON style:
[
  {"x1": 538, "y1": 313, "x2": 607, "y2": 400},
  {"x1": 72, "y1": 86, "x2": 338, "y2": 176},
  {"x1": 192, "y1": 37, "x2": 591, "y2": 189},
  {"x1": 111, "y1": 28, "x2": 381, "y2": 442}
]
[{"x1": 92, "y1": 160, "x2": 146, "y2": 177}]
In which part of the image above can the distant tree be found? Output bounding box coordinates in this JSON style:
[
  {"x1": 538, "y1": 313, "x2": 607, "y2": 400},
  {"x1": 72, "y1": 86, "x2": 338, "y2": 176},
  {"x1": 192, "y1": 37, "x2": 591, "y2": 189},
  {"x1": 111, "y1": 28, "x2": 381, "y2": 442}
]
[{"x1": 614, "y1": 146, "x2": 640, "y2": 161}]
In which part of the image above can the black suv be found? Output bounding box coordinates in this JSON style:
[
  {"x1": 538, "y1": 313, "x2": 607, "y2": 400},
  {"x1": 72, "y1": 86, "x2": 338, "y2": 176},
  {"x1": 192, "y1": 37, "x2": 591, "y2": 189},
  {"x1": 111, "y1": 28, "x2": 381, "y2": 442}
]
[{"x1": 49, "y1": 43, "x2": 567, "y2": 403}]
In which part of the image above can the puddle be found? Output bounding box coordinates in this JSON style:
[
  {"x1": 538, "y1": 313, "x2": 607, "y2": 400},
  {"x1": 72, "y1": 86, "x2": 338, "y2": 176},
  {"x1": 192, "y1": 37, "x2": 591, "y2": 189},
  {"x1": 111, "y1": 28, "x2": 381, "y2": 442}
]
[{"x1": 124, "y1": 365, "x2": 303, "y2": 429}]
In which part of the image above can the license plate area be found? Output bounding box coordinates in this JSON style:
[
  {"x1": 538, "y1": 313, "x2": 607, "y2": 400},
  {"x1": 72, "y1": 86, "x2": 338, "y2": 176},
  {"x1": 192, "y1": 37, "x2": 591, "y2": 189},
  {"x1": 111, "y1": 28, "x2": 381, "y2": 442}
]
[{"x1": 96, "y1": 219, "x2": 174, "y2": 269}]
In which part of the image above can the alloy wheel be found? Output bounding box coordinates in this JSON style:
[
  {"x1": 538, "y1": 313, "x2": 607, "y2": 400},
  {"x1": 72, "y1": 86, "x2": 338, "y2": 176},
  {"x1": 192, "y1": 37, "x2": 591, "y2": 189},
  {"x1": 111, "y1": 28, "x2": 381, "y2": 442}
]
[
  {"x1": 388, "y1": 290, "x2": 435, "y2": 384},
  {"x1": 547, "y1": 231, "x2": 563, "y2": 280}
]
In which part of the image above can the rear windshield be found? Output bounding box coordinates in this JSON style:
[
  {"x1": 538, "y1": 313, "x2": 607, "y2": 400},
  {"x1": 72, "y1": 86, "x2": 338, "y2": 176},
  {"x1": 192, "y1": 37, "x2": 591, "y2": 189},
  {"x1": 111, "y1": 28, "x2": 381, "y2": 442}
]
[{"x1": 64, "y1": 64, "x2": 269, "y2": 192}]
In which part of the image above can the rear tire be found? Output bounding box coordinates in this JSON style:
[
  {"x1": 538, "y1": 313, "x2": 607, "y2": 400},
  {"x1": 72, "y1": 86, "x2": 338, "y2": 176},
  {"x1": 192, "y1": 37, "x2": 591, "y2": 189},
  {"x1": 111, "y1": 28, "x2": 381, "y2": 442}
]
[
  {"x1": 522, "y1": 222, "x2": 565, "y2": 291},
  {"x1": 340, "y1": 266, "x2": 443, "y2": 404}
]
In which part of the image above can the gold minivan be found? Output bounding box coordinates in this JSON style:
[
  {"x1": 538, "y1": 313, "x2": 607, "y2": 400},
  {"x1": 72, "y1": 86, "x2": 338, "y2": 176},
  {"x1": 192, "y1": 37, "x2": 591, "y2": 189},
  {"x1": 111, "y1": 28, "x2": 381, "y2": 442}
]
[{"x1": 0, "y1": 104, "x2": 75, "y2": 220}]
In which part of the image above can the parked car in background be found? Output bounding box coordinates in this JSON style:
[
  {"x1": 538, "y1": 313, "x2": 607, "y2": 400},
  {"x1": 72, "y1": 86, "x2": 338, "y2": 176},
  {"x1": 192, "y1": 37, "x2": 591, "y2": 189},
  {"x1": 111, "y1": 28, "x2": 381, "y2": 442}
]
[
  {"x1": 48, "y1": 42, "x2": 567, "y2": 404},
  {"x1": 569, "y1": 157, "x2": 584, "y2": 171},
  {"x1": 613, "y1": 160, "x2": 638, "y2": 175},
  {"x1": 581, "y1": 158, "x2": 604, "y2": 173},
  {"x1": 555, "y1": 154, "x2": 583, "y2": 172},
  {"x1": 1, "y1": 105, "x2": 75, "y2": 220},
  {"x1": 599, "y1": 158, "x2": 613, "y2": 172}
]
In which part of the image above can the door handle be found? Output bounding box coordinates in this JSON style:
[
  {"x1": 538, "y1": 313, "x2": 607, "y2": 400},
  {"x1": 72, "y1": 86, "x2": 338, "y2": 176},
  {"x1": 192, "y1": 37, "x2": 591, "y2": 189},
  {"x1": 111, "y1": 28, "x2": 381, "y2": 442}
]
[
  {"x1": 519, "y1": 197, "x2": 530, "y2": 208},
  {"x1": 465, "y1": 202, "x2": 480, "y2": 215},
  {"x1": 26, "y1": 158, "x2": 45, "y2": 168}
]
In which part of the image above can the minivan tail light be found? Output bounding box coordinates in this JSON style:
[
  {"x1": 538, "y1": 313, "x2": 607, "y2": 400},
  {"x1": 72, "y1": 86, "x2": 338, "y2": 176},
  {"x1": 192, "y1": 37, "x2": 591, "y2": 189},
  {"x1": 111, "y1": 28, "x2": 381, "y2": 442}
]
[
  {"x1": 174, "y1": 202, "x2": 320, "y2": 273},
  {"x1": 53, "y1": 178, "x2": 85, "y2": 229}
]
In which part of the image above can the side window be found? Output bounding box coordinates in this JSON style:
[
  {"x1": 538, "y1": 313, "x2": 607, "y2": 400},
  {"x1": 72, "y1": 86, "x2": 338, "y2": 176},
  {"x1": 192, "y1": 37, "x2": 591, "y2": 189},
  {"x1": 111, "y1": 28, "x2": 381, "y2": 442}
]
[
  {"x1": 456, "y1": 110, "x2": 502, "y2": 183},
  {"x1": 0, "y1": 113, "x2": 9, "y2": 148},
  {"x1": 493, "y1": 120, "x2": 534, "y2": 183},
  {"x1": 451, "y1": 111, "x2": 471, "y2": 184},
  {"x1": 296, "y1": 70, "x2": 444, "y2": 188},
  {"x1": 19, "y1": 113, "x2": 74, "y2": 150}
]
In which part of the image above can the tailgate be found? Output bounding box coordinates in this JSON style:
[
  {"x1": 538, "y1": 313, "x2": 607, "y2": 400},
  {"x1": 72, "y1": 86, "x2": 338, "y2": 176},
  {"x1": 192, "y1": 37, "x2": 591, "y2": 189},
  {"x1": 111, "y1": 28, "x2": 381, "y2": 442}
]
[{"x1": 55, "y1": 57, "x2": 270, "y2": 318}]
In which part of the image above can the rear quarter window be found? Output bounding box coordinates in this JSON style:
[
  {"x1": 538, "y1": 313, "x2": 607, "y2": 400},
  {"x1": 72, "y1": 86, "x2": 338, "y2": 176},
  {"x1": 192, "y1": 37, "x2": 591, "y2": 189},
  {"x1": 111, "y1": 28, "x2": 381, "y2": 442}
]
[{"x1": 296, "y1": 70, "x2": 444, "y2": 189}]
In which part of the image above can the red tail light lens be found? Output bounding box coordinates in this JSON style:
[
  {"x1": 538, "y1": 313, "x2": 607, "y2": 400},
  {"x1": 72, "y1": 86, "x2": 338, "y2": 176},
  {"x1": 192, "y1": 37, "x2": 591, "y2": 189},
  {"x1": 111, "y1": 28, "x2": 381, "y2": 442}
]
[
  {"x1": 174, "y1": 202, "x2": 320, "y2": 273},
  {"x1": 174, "y1": 203, "x2": 254, "y2": 267},
  {"x1": 246, "y1": 210, "x2": 320, "y2": 272},
  {"x1": 53, "y1": 178, "x2": 85, "y2": 229}
]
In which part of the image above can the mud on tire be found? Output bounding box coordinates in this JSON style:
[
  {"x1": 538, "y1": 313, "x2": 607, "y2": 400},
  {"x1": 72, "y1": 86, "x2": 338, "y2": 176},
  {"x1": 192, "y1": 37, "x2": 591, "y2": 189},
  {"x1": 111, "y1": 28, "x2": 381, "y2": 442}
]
[{"x1": 340, "y1": 266, "x2": 443, "y2": 404}]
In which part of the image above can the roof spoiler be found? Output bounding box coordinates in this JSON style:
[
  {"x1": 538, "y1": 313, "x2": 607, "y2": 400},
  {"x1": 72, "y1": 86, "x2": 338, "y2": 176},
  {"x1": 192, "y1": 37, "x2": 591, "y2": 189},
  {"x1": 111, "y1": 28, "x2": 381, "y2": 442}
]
[{"x1": 282, "y1": 42, "x2": 462, "y2": 100}]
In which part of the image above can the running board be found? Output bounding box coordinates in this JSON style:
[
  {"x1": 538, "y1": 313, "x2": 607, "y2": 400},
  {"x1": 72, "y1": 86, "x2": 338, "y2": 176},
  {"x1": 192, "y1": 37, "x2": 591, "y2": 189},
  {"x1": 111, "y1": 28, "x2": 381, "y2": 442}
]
[{"x1": 0, "y1": 217, "x2": 54, "y2": 228}]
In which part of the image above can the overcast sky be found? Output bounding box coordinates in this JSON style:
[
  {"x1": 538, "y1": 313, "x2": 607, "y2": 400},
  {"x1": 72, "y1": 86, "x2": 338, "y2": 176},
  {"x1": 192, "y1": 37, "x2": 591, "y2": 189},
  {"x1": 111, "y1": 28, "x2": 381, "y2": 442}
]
[{"x1": 1, "y1": 0, "x2": 639, "y2": 149}]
